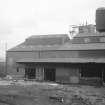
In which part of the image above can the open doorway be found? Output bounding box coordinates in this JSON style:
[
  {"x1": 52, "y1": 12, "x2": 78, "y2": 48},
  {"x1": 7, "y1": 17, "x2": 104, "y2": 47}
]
[
  {"x1": 80, "y1": 64, "x2": 103, "y2": 85},
  {"x1": 102, "y1": 69, "x2": 105, "y2": 83},
  {"x1": 44, "y1": 68, "x2": 56, "y2": 82},
  {"x1": 80, "y1": 64, "x2": 102, "y2": 78}
]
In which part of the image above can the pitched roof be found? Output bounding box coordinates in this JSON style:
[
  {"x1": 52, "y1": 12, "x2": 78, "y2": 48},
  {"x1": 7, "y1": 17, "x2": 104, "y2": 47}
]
[
  {"x1": 7, "y1": 44, "x2": 61, "y2": 51},
  {"x1": 8, "y1": 42, "x2": 105, "y2": 52},
  {"x1": 7, "y1": 33, "x2": 105, "y2": 52}
]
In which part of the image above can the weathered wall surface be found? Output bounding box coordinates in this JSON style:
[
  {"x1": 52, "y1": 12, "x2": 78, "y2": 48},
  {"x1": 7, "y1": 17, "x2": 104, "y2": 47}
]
[
  {"x1": 40, "y1": 51, "x2": 78, "y2": 58},
  {"x1": 56, "y1": 67, "x2": 80, "y2": 84},
  {"x1": 69, "y1": 68, "x2": 80, "y2": 83},
  {"x1": 40, "y1": 50, "x2": 105, "y2": 58},
  {"x1": 6, "y1": 51, "x2": 39, "y2": 78},
  {"x1": 56, "y1": 68, "x2": 69, "y2": 83},
  {"x1": 78, "y1": 50, "x2": 105, "y2": 58}
]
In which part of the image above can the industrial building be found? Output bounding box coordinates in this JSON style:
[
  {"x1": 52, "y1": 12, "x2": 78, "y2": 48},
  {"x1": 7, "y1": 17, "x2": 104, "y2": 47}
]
[{"x1": 6, "y1": 7, "x2": 105, "y2": 85}]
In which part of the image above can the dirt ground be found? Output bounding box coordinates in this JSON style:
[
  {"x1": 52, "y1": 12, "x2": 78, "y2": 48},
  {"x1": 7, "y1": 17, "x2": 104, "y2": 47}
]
[{"x1": 0, "y1": 81, "x2": 105, "y2": 105}]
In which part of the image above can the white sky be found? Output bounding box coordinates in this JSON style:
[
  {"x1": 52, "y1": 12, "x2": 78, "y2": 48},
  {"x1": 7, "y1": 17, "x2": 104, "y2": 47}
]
[{"x1": 0, "y1": 0, "x2": 105, "y2": 58}]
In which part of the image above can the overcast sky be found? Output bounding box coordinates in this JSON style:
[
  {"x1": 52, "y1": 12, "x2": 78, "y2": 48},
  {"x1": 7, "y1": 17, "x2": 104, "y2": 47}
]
[{"x1": 0, "y1": 0, "x2": 105, "y2": 58}]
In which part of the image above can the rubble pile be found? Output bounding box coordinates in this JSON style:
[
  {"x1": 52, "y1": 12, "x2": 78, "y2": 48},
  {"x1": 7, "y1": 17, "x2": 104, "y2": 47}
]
[
  {"x1": 49, "y1": 95, "x2": 92, "y2": 105},
  {"x1": 47, "y1": 85, "x2": 105, "y2": 105},
  {"x1": 0, "y1": 81, "x2": 105, "y2": 105}
]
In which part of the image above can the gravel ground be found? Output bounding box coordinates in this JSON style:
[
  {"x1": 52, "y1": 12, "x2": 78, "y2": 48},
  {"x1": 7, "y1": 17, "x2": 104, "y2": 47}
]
[{"x1": 0, "y1": 81, "x2": 105, "y2": 105}]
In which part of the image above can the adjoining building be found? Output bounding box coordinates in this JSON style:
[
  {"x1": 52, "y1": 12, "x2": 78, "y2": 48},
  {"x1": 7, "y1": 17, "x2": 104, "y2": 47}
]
[{"x1": 6, "y1": 8, "x2": 105, "y2": 85}]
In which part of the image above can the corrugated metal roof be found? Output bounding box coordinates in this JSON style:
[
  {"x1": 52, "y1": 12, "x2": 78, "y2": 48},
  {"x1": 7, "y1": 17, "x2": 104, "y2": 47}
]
[{"x1": 16, "y1": 58, "x2": 105, "y2": 63}]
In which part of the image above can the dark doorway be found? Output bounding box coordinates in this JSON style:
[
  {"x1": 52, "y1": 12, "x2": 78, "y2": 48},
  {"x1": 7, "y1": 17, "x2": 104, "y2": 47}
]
[
  {"x1": 25, "y1": 67, "x2": 36, "y2": 79},
  {"x1": 103, "y1": 69, "x2": 105, "y2": 83},
  {"x1": 80, "y1": 64, "x2": 103, "y2": 85},
  {"x1": 44, "y1": 68, "x2": 56, "y2": 82},
  {"x1": 80, "y1": 64, "x2": 102, "y2": 78}
]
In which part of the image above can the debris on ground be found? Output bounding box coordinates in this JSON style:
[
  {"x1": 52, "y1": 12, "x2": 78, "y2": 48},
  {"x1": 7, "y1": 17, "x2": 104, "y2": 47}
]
[
  {"x1": 0, "y1": 80, "x2": 105, "y2": 105},
  {"x1": 49, "y1": 96, "x2": 64, "y2": 103}
]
